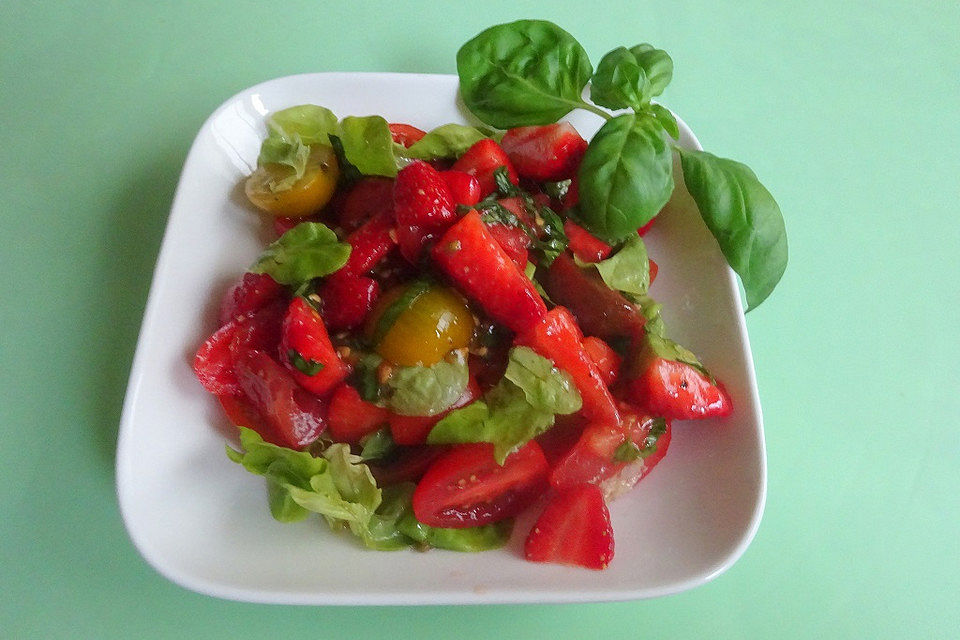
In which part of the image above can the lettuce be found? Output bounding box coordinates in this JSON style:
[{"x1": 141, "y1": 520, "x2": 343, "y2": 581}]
[
  {"x1": 400, "y1": 123, "x2": 489, "y2": 161},
  {"x1": 427, "y1": 347, "x2": 581, "y2": 463},
  {"x1": 575, "y1": 234, "x2": 651, "y2": 300},
  {"x1": 249, "y1": 222, "x2": 350, "y2": 287},
  {"x1": 382, "y1": 349, "x2": 469, "y2": 417}
]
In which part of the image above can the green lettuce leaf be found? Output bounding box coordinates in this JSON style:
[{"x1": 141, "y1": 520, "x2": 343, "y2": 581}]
[
  {"x1": 249, "y1": 222, "x2": 350, "y2": 286},
  {"x1": 337, "y1": 115, "x2": 398, "y2": 177},
  {"x1": 227, "y1": 427, "x2": 411, "y2": 549},
  {"x1": 401, "y1": 124, "x2": 489, "y2": 160},
  {"x1": 382, "y1": 349, "x2": 469, "y2": 417},
  {"x1": 427, "y1": 346, "x2": 581, "y2": 463},
  {"x1": 256, "y1": 105, "x2": 339, "y2": 191}
]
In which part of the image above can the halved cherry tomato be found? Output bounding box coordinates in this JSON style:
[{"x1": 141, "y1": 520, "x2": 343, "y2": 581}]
[
  {"x1": 327, "y1": 383, "x2": 389, "y2": 443},
  {"x1": 280, "y1": 297, "x2": 349, "y2": 396},
  {"x1": 244, "y1": 145, "x2": 339, "y2": 218},
  {"x1": 549, "y1": 407, "x2": 670, "y2": 490},
  {"x1": 233, "y1": 349, "x2": 327, "y2": 449},
  {"x1": 412, "y1": 442, "x2": 548, "y2": 528}
]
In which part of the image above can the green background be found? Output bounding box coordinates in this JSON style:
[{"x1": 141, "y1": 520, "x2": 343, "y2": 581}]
[{"x1": 2, "y1": 1, "x2": 957, "y2": 637}]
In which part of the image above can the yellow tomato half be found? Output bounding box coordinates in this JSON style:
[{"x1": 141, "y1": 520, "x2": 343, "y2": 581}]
[
  {"x1": 244, "y1": 144, "x2": 339, "y2": 218},
  {"x1": 369, "y1": 282, "x2": 475, "y2": 367}
]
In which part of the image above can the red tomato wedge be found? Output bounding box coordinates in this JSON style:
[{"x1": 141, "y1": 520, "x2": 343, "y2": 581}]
[
  {"x1": 217, "y1": 272, "x2": 283, "y2": 327},
  {"x1": 279, "y1": 297, "x2": 349, "y2": 396},
  {"x1": 233, "y1": 349, "x2": 327, "y2": 449},
  {"x1": 431, "y1": 210, "x2": 546, "y2": 333},
  {"x1": 326, "y1": 383, "x2": 389, "y2": 443},
  {"x1": 515, "y1": 306, "x2": 620, "y2": 425},
  {"x1": 389, "y1": 123, "x2": 427, "y2": 147},
  {"x1": 524, "y1": 484, "x2": 614, "y2": 570},
  {"x1": 628, "y1": 357, "x2": 733, "y2": 420},
  {"x1": 549, "y1": 408, "x2": 671, "y2": 490},
  {"x1": 501, "y1": 123, "x2": 588, "y2": 182},
  {"x1": 451, "y1": 138, "x2": 518, "y2": 197},
  {"x1": 412, "y1": 442, "x2": 548, "y2": 528}
]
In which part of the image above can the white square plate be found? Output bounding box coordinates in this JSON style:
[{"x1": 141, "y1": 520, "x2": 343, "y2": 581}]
[{"x1": 116, "y1": 72, "x2": 766, "y2": 605}]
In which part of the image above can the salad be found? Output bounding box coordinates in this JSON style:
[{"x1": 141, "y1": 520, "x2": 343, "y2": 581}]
[{"x1": 193, "y1": 20, "x2": 785, "y2": 570}]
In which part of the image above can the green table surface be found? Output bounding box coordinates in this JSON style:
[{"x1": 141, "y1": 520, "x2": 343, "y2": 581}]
[{"x1": 2, "y1": 1, "x2": 958, "y2": 637}]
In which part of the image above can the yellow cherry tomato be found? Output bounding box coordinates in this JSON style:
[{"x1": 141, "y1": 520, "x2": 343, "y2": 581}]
[
  {"x1": 368, "y1": 282, "x2": 475, "y2": 367},
  {"x1": 244, "y1": 144, "x2": 339, "y2": 218}
]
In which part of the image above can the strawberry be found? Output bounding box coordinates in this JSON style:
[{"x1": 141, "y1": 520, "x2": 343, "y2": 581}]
[
  {"x1": 319, "y1": 274, "x2": 380, "y2": 332},
  {"x1": 524, "y1": 484, "x2": 615, "y2": 570},
  {"x1": 335, "y1": 176, "x2": 395, "y2": 232},
  {"x1": 485, "y1": 222, "x2": 531, "y2": 270},
  {"x1": 393, "y1": 161, "x2": 457, "y2": 262},
  {"x1": 338, "y1": 212, "x2": 396, "y2": 278},
  {"x1": 440, "y1": 170, "x2": 482, "y2": 206},
  {"x1": 451, "y1": 138, "x2": 518, "y2": 197},
  {"x1": 217, "y1": 272, "x2": 283, "y2": 326},
  {"x1": 327, "y1": 383, "x2": 389, "y2": 443},
  {"x1": 563, "y1": 220, "x2": 612, "y2": 263},
  {"x1": 279, "y1": 297, "x2": 349, "y2": 396},
  {"x1": 501, "y1": 123, "x2": 588, "y2": 182}
]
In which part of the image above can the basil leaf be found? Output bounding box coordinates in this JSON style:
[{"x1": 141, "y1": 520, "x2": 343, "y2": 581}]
[
  {"x1": 359, "y1": 429, "x2": 395, "y2": 461},
  {"x1": 613, "y1": 417, "x2": 667, "y2": 462},
  {"x1": 647, "y1": 103, "x2": 680, "y2": 140},
  {"x1": 591, "y1": 44, "x2": 673, "y2": 111},
  {"x1": 337, "y1": 115, "x2": 397, "y2": 177},
  {"x1": 578, "y1": 113, "x2": 674, "y2": 242},
  {"x1": 428, "y1": 347, "x2": 581, "y2": 463},
  {"x1": 592, "y1": 234, "x2": 650, "y2": 299},
  {"x1": 675, "y1": 148, "x2": 788, "y2": 310},
  {"x1": 402, "y1": 124, "x2": 489, "y2": 160},
  {"x1": 382, "y1": 349, "x2": 469, "y2": 417},
  {"x1": 249, "y1": 222, "x2": 351, "y2": 286},
  {"x1": 457, "y1": 20, "x2": 594, "y2": 128},
  {"x1": 287, "y1": 348, "x2": 325, "y2": 376}
]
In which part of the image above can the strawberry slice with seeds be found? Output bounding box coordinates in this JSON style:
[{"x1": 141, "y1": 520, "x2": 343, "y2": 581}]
[
  {"x1": 501, "y1": 123, "x2": 588, "y2": 182},
  {"x1": 393, "y1": 161, "x2": 457, "y2": 262},
  {"x1": 451, "y1": 138, "x2": 518, "y2": 197},
  {"x1": 524, "y1": 484, "x2": 615, "y2": 570}
]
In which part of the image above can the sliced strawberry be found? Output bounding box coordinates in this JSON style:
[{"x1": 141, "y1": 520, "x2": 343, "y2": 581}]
[
  {"x1": 563, "y1": 220, "x2": 612, "y2": 263},
  {"x1": 327, "y1": 383, "x2": 389, "y2": 443},
  {"x1": 393, "y1": 161, "x2": 457, "y2": 262},
  {"x1": 319, "y1": 274, "x2": 380, "y2": 332},
  {"x1": 440, "y1": 170, "x2": 482, "y2": 206},
  {"x1": 501, "y1": 123, "x2": 588, "y2": 182},
  {"x1": 524, "y1": 484, "x2": 614, "y2": 570},
  {"x1": 560, "y1": 174, "x2": 579, "y2": 210},
  {"x1": 515, "y1": 307, "x2": 620, "y2": 425},
  {"x1": 638, "y1": 217, "x2": 656, "y2": 236},
  {"x1": 280, "y1": 297, "x2": 349, "y2": 396},
  {"x1": 195, "y1": 302, "x2": 284, "y2": 396},
  {"x1": 368, "y1": 445, "x2": 449, "y2": 487},
  {"x1": 217, "y1": 272, "x2": 283, "y2": 326},
  {"x1": 451, "y1": 138, "x2": 518, "y2": 197},
  {"x1": 389, "y1": 123, "x2": 427, "y2": 148},
  {"x1": 338, "y1": 212, "x2": 396, "y2": 278},
  {"x1": 582, "y1": 336, "x2": 621, "y2": 387},
  {"x1": 649, "y1": 258, "x2": 659, "y2": 285},
  {"x1": 485, "y1": 222, "x2": 530, "y2": 270},
  {"x1": 335, "y1": 177, "x2": 395, "y2": 232},
  {"x1": 431, "y1": 210, "x2": 546, "y2": 333},
  {"x1": 626, "y1": 356, "x2": 733, "y2": 420}
]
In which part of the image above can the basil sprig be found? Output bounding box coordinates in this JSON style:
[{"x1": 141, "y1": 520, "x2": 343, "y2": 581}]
[{"x1": 456, "y1": 20, "x2": 788, "y2": 309}]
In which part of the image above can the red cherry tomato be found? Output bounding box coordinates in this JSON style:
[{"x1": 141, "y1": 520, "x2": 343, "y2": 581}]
[
  {"x1": 389, "y1": 123, "x2": 427, "y2": 148},
  {"x1": 412, "y1": 442, "x2": 548, "y2": 528},
  {"x1": 326, "y1": 384, "x2": 389, "y2": 444}
]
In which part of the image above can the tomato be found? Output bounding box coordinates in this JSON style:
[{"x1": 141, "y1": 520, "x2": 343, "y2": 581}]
[
  {"x1": 335, "y1": 176, "x2": 395, "y2": 231},
  {"x1": 367, "y1": 281, "x2": 474, "y2": 367},
  {"x1": 563, "y1": 220, "x2": 612, "y2": 263},
  {"x1": 233, "y1": 349, "x2": 327, "y2": 449},
  {"x1": 627, "y1": 356, "x2": 733, "y2": 420},
  {"x1": 327, "y1": 383, "x2": 389, "y2": 443},
  {"x1": 524, "y1": 484, "x2": 614, "y2": 570},
  {"x1": 549, "y1": 408, "x2": 670, "y2": 490},
  {"x1": 244, "y1": 145, "x2": 339, "y2": 218},
  {"x1": 412, "y1": 442, "x2": 548, "y2": 528},
  {"x1": 389, "y1": 123, "x2": 427, "y2": 147},
  {"x1": 280, "y1": 297, "x2": 349, "y2": 396}
]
